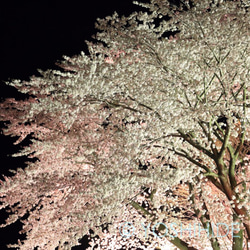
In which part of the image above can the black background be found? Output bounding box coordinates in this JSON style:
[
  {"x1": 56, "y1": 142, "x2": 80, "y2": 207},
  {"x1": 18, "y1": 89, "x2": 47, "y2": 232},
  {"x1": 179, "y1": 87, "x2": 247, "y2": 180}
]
[{"x1": 0, "y1": 0, "x2": 144, "y2": 249}]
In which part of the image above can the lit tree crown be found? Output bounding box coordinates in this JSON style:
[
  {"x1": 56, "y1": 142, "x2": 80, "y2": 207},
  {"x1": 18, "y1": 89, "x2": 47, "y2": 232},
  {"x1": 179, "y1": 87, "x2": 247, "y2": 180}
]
[{"x1": 0, "y1": 1, "x2": 250, "y2": 249}]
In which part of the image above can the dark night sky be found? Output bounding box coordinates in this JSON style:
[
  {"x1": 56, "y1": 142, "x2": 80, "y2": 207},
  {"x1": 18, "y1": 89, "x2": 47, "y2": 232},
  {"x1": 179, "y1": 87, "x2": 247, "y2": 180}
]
[
  {"x1": 0, "y1": 0, "x2": 144, "y2": 95},
  {"x1": 0, "y1": 1, "x2": 144, "y2": 249}
]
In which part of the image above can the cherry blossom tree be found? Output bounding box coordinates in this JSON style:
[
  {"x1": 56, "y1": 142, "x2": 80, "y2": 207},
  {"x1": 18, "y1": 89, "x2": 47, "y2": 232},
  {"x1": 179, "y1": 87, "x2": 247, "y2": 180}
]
[{"x1": 1, "y1": 0, "x2": 250, "y2": 249}]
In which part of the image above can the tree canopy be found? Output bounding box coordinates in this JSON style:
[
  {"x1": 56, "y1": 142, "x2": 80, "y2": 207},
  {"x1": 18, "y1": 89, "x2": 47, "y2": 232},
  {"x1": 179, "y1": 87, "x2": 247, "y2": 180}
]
[{"x1": 1, "y1": 0, "x2": 250, "y2": 249}]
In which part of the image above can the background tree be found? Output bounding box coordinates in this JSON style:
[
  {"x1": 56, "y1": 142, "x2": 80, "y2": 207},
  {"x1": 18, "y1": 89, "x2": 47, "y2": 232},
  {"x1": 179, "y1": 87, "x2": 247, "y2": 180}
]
[{"x1": 0, "y1": 0, "x2": 250, "y2": 249}]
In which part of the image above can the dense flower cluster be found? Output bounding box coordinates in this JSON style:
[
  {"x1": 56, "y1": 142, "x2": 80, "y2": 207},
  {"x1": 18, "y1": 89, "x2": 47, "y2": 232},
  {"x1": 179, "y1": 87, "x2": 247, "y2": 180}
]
[{"x1": 0, "y1": 0, "x2": 250, "y2": 249}]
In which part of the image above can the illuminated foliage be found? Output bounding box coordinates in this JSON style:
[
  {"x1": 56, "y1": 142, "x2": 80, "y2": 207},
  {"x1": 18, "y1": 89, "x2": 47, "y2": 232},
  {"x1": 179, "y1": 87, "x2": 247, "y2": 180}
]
[{"x1": 1, "y1": 0, "x2": 250, "y2": 249}]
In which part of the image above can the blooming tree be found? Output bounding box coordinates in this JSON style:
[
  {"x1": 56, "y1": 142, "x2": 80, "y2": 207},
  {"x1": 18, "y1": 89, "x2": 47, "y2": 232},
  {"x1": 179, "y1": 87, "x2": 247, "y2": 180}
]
[{"x1": 1, "y1": 0, "x2": 250, "y2": 249}]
